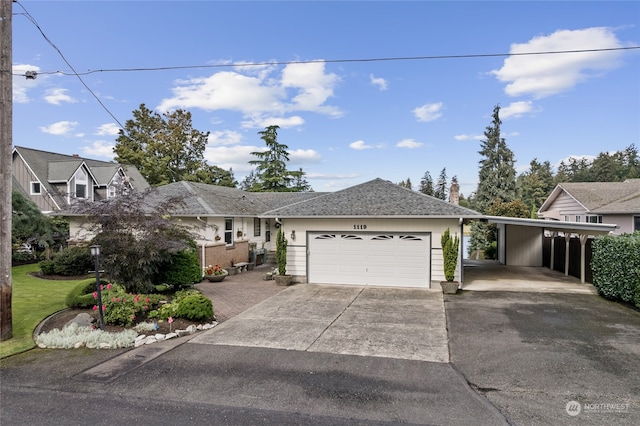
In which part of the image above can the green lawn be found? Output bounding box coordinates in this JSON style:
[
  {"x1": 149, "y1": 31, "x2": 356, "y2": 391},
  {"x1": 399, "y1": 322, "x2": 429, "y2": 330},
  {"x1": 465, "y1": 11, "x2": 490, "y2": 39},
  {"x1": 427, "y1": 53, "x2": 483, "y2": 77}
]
[{"x1": 0, "y1": 264, "x2": 92, "y2": 359}]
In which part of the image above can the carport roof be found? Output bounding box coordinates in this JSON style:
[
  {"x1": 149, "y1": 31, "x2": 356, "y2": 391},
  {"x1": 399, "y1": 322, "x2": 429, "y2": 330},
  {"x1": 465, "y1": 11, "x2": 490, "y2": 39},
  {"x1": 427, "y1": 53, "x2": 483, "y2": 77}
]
[
  {"x1": 263, "y1": 178, "x2": 483, "y2": 218},
  {"x1": 486, "y1": 215, "x2": 617, "y2": 235}
]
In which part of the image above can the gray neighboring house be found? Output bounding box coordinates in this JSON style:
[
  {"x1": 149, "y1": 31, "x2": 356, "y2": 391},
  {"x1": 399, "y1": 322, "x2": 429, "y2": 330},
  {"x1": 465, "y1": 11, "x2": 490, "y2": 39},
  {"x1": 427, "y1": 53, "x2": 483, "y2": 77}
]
[
  {"x1": 538, "y1": 179, "x2": 640, "y2": 234},
  {"x1": 68, "y1": 178, "x2": 482, "y2": 288},
  {"x1": 12, "y1": 146, "x2": 149, "y2": 213}
]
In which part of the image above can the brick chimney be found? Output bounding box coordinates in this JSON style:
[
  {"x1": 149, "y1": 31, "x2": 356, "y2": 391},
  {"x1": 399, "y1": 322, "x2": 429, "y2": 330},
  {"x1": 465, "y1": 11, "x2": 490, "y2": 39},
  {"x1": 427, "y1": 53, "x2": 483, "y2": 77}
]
[{"x1": 449, "y1": 179, "x2": 460, "y2": 205}]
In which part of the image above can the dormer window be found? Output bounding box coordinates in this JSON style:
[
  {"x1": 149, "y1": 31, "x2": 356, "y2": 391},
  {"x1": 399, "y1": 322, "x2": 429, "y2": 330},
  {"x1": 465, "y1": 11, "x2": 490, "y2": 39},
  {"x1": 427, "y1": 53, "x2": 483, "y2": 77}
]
[
  {"x1": 30, "y1": 181, "x2": 41, "y2": 195},
  {"x1": 74, "y1": 168, "x2": 88, "y2": 199}
]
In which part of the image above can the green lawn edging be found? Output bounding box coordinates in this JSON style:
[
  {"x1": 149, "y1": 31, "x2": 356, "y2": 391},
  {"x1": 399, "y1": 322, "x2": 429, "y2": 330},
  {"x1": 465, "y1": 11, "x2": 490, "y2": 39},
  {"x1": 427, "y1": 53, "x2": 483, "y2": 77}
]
[{"x1": 0, "y1": 264, "x2": 93, "y2": 359}]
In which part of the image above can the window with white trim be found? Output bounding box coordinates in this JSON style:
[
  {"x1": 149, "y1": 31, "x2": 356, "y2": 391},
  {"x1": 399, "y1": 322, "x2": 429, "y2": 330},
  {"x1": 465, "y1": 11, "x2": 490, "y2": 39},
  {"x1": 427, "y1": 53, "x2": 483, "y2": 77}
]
[
  {"x1": 254, "y1": 218, "x2": 261, "y2": 237},
  {"x1": 74, "y1": 168, "x2": 88, "y2": 199},
  {"x1": 586, "y1": 215, "x2": 602, "y2": 224},
  {"x1": 30, "y1": 181, "x2": 41, "y2": 195},
  {"x1": 224, "y1": 218, "x2": 234, "y2": 245}
]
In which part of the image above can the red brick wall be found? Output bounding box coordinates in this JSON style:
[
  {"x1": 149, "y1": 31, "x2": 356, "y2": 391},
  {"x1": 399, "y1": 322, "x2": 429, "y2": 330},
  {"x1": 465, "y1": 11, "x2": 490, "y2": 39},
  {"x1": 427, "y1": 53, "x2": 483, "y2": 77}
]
[{"x1": 199, "y1": 240, "x2": 249, "y2": 269}]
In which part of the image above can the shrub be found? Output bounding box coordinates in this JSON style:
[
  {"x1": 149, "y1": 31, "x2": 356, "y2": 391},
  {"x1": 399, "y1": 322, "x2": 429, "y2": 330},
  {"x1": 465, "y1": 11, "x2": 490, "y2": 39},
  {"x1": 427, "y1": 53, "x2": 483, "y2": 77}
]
[
  {"x1": 65, "y1": 280, "x2": 105, "y2": 308},
  {"x1": 100, "y1": 284, "x2": 167, "y2": 327},
  {"x1": 157, "y1": 248, "x2": 202, "y2": 289},
  {"x1": 592, "y1": 233, "x2": 640, "y2": 306},
  {"x1": 39, "y1": 259, "x2": 56, "y2": 275},
  {"x1": 441, "y1": 228, "x2": 460, "y2": 282},
  {"x1": 52, "y1": 246, "x2": 93, "y2": 276},
  {"x1": 174, "y1": 294, "x2": 213, "y2": 321}
]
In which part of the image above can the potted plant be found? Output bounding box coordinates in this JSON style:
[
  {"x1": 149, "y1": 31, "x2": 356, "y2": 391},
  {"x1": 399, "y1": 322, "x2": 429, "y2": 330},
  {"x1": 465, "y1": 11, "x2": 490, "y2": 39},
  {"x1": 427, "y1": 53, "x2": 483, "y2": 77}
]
[
  {"x1": 273, "y1": 228, "x2": 292, "y2": 286},
  {"x1": 440, "y1": 228, "x2": 460, "y2": 294},
  {"x1": 204, "y1": 264, "x2": 228, "y2": 282}
]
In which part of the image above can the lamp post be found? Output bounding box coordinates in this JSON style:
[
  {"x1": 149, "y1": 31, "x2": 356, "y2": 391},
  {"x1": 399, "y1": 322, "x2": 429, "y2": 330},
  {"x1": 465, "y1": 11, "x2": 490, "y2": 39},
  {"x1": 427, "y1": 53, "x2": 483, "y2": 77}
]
[{"x1": 90, "y1": 245, "x2": 104, "y2": 330}]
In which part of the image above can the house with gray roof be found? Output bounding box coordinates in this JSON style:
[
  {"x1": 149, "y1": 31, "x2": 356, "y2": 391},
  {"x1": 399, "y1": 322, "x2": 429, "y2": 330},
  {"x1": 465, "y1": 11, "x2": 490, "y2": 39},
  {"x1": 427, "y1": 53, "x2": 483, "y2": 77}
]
[
  {"x1": 538, "y1": 179, "x2": 640, "y2": 234},
  {"x1": 12, "y1": 146, "x2": 149, "y2": 213},
  {"x1": 67, "y1": 178, "x2": 482, "y2": 288}
]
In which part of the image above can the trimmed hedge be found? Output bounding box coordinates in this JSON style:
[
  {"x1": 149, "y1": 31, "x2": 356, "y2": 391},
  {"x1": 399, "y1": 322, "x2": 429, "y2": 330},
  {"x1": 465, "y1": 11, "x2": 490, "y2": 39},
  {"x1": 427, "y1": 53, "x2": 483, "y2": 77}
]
[
  {"x1": 157, "y1": 249, "x2": 202, "y2": 289},
  {"x1": 174, "y1": 294, "x2": 214, "y2": 321},
  {"x1": 592, "y1": 233, "x2": 640, "y2": 308}
]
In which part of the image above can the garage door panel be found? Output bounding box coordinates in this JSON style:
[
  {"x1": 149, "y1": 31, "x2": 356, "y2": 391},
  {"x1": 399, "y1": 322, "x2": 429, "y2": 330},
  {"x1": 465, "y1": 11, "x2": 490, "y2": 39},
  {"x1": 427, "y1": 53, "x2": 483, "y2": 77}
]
[{"x1": 308, "y1": 232, "x2": 431, "y2": 288}]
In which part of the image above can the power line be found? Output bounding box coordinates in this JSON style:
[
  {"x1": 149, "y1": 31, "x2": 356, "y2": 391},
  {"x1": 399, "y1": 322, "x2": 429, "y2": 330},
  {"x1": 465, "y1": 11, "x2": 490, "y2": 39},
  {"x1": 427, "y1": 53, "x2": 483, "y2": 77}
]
[
  {"x1": 14, "y1": 1, "x2": 125, "y2": 129},
  {"x1": 15, "y1": 46, "x2": 640, "y2": 77}
]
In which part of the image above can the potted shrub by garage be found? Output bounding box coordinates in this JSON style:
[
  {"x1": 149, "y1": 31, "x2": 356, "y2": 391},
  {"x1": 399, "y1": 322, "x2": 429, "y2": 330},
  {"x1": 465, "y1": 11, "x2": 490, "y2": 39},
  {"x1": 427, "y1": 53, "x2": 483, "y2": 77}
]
[
  {"x1": 273, "y1": 228, "x2": 292, "y2": 286},
  {"x1": 440, "y1": 228, "x2": 460, "y2": 294}
]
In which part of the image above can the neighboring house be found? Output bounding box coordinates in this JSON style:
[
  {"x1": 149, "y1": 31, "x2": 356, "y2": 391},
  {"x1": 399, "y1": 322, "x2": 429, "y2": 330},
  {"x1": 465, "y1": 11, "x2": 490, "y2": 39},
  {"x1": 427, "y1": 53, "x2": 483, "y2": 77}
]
[
  {"x1": 538, "y1": 179, "x2": 640, "y2": 234},
  {"x1": 12, "y1": 146, "x2": 149, "y2": 213},
  {"x1": 67, "y1": 178, "x2": 483, "y2": 288}
]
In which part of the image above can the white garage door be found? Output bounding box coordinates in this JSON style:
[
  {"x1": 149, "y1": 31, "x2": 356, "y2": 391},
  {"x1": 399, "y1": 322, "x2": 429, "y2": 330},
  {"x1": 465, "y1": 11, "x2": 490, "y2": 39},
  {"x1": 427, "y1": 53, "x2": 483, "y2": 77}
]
[{"x1": 308, "y1": 232, "x2": 431, "y2": 287}]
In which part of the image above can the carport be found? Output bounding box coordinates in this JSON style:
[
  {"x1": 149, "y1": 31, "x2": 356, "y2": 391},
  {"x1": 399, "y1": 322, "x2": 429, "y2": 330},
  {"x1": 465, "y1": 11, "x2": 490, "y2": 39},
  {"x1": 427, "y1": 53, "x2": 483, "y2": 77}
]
[{"x1": 483, "y1": 216, "x2": 617, "y2": 284}]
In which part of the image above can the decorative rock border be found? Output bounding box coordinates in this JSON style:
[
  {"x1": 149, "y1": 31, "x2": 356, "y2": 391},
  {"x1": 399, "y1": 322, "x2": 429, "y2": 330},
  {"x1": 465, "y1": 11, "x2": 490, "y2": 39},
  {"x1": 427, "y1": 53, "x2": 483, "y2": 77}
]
[{"x1": 133, "y1": 322, "x2": 218, "y2": 347}]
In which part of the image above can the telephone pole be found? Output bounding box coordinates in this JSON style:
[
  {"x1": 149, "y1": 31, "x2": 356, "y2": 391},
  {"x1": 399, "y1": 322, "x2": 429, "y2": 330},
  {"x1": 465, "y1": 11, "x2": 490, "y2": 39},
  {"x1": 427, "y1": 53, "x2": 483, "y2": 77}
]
[{"x1": 0, "y1": 0, "x2": 13, "y2": 341}]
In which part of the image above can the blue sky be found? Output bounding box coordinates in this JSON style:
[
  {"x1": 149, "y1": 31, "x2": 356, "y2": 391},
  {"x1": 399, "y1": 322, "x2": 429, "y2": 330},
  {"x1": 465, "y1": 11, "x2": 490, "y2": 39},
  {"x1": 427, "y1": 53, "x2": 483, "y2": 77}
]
[{"x1": 11, "y1": 1, "x2": 640, "y2": 196}]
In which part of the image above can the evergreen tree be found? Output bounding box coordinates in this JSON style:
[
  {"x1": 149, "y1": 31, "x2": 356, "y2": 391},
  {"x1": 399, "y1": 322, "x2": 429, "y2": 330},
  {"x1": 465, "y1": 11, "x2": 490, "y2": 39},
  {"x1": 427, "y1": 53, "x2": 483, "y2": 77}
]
[
  {"x1": 434, "y1": 168, "x2": 448, "y2": 200},
  {"x1": 418, "y1": 171, "x2": 434, "y2": 196},
  {"x1": 517, "y1": 158, "x2": 555, "y2": 211},
  {"x1": 248, "y1": 125, "x2": 311, "y2": 192},
  {"x1": 474, "y1": 105, "x2": 517, "y2": 213},
  {"x1": 470, "y1": 105, "x2": 517, "y2": 256},
  {"x1": 398, "y1": 178, "x2": 413, "y2": 189}
]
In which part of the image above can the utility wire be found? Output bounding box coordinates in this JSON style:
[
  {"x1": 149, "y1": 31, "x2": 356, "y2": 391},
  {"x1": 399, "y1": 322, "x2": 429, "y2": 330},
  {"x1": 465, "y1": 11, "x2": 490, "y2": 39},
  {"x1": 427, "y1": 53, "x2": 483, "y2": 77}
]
[
  {"x1": 14, "y1": 1, "x2": 125, "y2": 129},
  {"x1": 15, "y1": 46, "x2": 640, "y2": 77}
]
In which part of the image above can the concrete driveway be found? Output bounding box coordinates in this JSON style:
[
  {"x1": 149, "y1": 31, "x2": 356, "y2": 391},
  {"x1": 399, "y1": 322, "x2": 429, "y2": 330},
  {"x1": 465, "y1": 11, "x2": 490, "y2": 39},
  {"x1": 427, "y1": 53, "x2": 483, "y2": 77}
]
[
  {"x1": 463, "y1": 259, "x2": 598, "y2": 294},
  {"x1": 190, "y1": 284, "x2": 450, "y2": 363}
]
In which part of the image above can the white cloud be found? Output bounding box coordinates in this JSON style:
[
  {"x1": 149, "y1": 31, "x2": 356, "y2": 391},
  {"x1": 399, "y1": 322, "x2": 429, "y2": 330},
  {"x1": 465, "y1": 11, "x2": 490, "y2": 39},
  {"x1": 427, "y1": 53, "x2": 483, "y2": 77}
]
[
  {"x1": 44, "y1": 88, "x2": 77, "y2": 105},
  {"x1": 12, "y1": 64, "x2": 42, "y2": 103},
  {"x1": 454, "y1": 134, "x2": 483, "y2": 141},
  {"x1": 282, "y1": 62, "x2": 342, "y2": 116},
  {"x1": 204, "y1": 144, "x2": 259, "y2": 173},
  {"x1": 491, "y1": 27, "x2": 624, "y2": 99},
  {"x1": 81, "y1": 141, "x2": 115, "y2": 159},
  {"x1": 349, "y1": 140, "x2": 384, "y2": 151},
  {"x1": 39, "y1": 121, "x2": 78, "y2": 136},
  {"x1": 95, "y1": 123, "x2": 121, "y2": 136},
  {"x1": 500, "y1": 101, "x2": 537, "y2": 119},
  {"x1": 158, "y1": 61, "x2": 342, "y2": 122},
  {"x1": 290, "y1": 149, "x2": 322, "y2": 163},
  {"x1": 242, "y1": 115, "x2": 305, "y2": 129},
  {"x1": 306, "y1": 172, "x2": 360, "y2": 179},
  {"x1": 370, "y1": 74, "x2": 388, "y2": 91},
  {"x1": 413, "y1": 102, "x2": 443, "y2": 122},
  {"x1": 396, "y1": 139, "x2": 423, "y2": 149},
  {"x1": 208, "y1": 130, "x2": 243, "y2": 146}
]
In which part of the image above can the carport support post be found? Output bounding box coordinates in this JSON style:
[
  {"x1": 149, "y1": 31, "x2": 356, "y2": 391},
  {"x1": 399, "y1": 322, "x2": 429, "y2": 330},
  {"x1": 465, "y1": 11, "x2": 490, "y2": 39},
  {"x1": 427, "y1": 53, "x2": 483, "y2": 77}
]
[
  {"x1": 564, "y1": 233, "x2": 571, "y2": 276},
  {"x1": 549, "y1": 231, "x2": 556, "y2": 271},
  {"x1": 579, "y1": 234, "x2": 588, "y2": 284}
]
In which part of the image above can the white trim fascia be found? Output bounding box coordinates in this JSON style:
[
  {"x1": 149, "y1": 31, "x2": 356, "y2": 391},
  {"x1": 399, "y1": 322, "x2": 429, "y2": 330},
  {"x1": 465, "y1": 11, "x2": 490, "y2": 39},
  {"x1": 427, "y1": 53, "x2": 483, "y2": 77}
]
[{"x1": 485, "y1": 215, "x2": 617, "y2": 235}]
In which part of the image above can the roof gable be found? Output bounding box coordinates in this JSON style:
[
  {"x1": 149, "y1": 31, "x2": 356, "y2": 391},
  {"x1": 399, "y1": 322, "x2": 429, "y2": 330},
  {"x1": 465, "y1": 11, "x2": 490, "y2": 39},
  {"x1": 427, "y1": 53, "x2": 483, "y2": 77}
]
[
  {"x1": 263, "y1": 178, "x2": 481, "y2": 217},
  {"x1": 540, "y1": 180, "x2": 640, "y2": 214}
]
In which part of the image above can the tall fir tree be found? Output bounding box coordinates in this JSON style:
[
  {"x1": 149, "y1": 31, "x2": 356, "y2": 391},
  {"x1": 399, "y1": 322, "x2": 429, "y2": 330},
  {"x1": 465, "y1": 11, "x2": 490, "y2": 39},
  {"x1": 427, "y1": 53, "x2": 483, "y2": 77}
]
[
  {"x1": 474, "y1": 105, "x2": 517, "y2": 213},
  {"x1": 248, "y1": 125, "x2": 311, "y2": 192},
  {"x1": 470, "y1": 105, "x2": 517, "y2": 257},
  {"x1": 434, "y1": 168, "x2": 448, "y2": 200},
  {"x1": 419, "y1": 171, "x2": 434, "y2": 196}
]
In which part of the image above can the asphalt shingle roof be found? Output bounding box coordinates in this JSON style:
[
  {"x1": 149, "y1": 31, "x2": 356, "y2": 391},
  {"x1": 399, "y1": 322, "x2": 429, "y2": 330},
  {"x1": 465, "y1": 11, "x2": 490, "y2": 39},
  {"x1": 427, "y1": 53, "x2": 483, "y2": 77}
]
[
  {"x1": 558, "y1": 179, "x2": 640, "y2": 213},
  {"x1": 108, "y1": 178, "x2": 481, "y2": 219},
  {"x1": 264, "y1": 178, "x2": 482, "y2": 217}
]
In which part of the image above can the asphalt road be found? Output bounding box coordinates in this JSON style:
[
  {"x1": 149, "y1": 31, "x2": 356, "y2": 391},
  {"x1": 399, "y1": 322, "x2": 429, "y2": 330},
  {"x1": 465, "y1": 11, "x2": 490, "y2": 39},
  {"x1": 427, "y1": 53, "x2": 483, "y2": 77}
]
[
  {"x1": 1, "y1": 289, "x2": 639, "y2": 425},
  {"x1": 446, "y1": 291, "x2": 640, "y2": 425}
]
